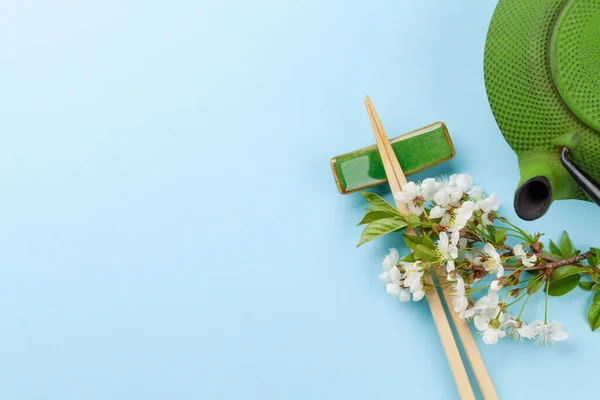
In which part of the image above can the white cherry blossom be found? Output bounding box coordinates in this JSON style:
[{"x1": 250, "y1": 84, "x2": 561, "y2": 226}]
[
  {"x1": 403, "y1": 261, "x2": 425, "y2": 302},
  {"x1": 477, "y1": 193, "x2": 499, "y2": 225},
  {"x1": 430, "y1": 204, "x2": 448, "y2": 219},
  {"x1": 468, "y1": 185, "x2": 483, "y2": 199},
  {"x1": 394, "y1": 181, "x2": 421, "y2": 203},
  {"x1": 437, "y1": 230, "x2": 460, "y2": 272},
  {"x1": 483, "y1": 243, "x2": 504, "y2": 278},
  {"x1": 513, "y1": 244, "x2": 537, "y2": 267},
  {"x1": 482, "y1": 326, "x2": 506, "y2": 344},
  {"x1": 384, "y1": 266, "x2": 402, "y2": 295},
  {"x1": 448, "y1": 201, "x2": 476, "y2": 232},
  {"x1": 421, "y1": 178, "x2": 442, "y2": 201},
  {"x1": 431, "y1": 187, "x2": 453, "y2": 221},
  {"x1": 531, "y1": 321, "x2": 569, "y2": 346},
  {"x1": 395, "y1": 182, "x2": 424, "y2": 216},
  {"x1": 378, "y1": 249, "x2": 410, "y2": 302},
  {"x1": 454, "y1": 173, "x2": 473, "y2": 192},
  {"x1": 501, "y1": 316, "x2": 537, "y2": 340},
  {"x1": 490, "y1": 279, "x2": 503, "y2": 291},
  {"x1": 451, "y1": 275, "x2": 474, "y2": 319},
  {"x1": 477, "y1": 193, "x2": 499, "y2": 214},
  {"x1": 473, "y1": 290, "x2": 505, "y2": 344},
  {"x1": 439, "y1": 213, "x2": 452, "y2": 227},
  {"x1": 378, "y1": 248, "x2": 400, "y2": 283},
  {"x1": 398, "y1": 289, "x2": 411, "y2": 302}
]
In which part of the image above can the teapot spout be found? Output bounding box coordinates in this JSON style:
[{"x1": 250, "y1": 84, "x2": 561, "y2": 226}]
[
  {"x1": 514, "y1": 176, "x2": 552, "y2": 221},
  {"x1": 514, "y1": 152, "x2": 572, "y2": 221}
]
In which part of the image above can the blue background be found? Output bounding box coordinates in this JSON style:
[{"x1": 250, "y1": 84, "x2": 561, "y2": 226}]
[{"x1": 0, "y1": 1, "x2": 597, "y2": 399}]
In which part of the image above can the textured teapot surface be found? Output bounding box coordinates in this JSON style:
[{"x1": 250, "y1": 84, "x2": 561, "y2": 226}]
[{"x1": 484, "y1": 0, "x2": 600, "y2": 213}]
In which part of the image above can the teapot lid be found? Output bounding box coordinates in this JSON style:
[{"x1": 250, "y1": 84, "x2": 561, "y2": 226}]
[{"x1": 550, "y1": 0, "x2": 600, "y2": 133}]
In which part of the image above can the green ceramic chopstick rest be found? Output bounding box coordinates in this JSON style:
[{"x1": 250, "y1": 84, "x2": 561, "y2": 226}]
[
  {"x1": 485, "y1": 0, "x2": 600, "y2": 220},
  {"x1": 330, "y1": 122, "x2": 455, "y2": 194}
]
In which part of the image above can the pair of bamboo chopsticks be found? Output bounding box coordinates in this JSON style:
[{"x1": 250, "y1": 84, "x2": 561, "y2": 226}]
[{"x1": 364, "y1": 96, "x2": 497, "y2": 400}]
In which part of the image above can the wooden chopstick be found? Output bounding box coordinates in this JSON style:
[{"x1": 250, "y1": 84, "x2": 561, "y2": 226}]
[
  {"x1": 364, "y1": 97, "x2": 497, "y2": 399},
  {"x1": 365, "y1": 96, "x2": 487, "y2": 400},
  {"x1": 435, "y1": 271, "x2": 498, "y2": 399}
]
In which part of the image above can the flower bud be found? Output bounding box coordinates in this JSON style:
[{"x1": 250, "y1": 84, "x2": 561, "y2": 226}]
[
  {"x1": 466, "y1": 273, "x2": 475, "y2": 284},
  {"x1": 447, "y1": 269, "x2": 457, "y2": 281},
  {"x1": 509, "y1": 288, "x2": 522, "y2": 298},
  {"x1": 506, "y1": 273, "x2": 520, "y2": 286},
  {"x1": 473, "y1": 270, "x2": 486, "y2": 282}
]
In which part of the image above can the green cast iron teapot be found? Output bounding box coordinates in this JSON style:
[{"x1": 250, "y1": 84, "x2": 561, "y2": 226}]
[{"x1": 485, "y1": 0, "x2": 600, "y2": 220}]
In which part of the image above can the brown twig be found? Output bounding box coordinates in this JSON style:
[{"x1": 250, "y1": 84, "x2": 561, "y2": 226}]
[
  {"x1": 465, "y1": 235, "x2": 558, "y2": 262},
  {"x1": 504, "y1": 252, "x2": 591, "y2": 272},
  {"x1": 538, "y1": 252, "x2": 559, "y2": 263},
  {"x1": 460, "y1": 233, "x2": 589, "y2": 271}
]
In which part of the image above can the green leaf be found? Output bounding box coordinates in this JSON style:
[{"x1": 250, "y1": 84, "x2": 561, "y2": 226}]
[
  {"x1": 593, "y1": 283, "x2": 600, "y2": 291},
  {"x1": 403, "y1": 235, "x2": 422, "y2": 250},
  {"x1": 580, "y1": 281, "x2": 595, "y2": 291},
  {"x1": 550, "y1": 265, "x2": 581, "y2": 281},
  {"x1": 549, "y1": 239, "x2": 562, "y2": 257},
  {"x1": 358, "y1": 210, "x2": 398, "y2": 226},
  {"x1": 547, "y1": 265, "x2": 581, "y2": 296},
  {"x1": 357, "y1": 218, "x2": 407, "y2": 247},
  {"x1": 401, "y1": 252, "x2": 416, "y2": 262},
  {"x1": 547, "y1": 275, "x2": 580, "y2": 296},
  {"x1": 542, "y1": 251, "x2": 562, "y2": 261},
  {"x1": 594, "y1": 291, "x2": 600, "y2": 305},
  {"x1": 406, "y1": 214, "x2": 422, "y2": 227},
  {"x1": 527, "y1": 278, "x2": 543, "y2": 295},
  {"x1": 414, "y1": 244, "x2": 438, "y2": 262},
  {"x1": 560, "y1": 231, "x2": 575, "y2": 257},
  {"x1": 588, "y1": 303, "x2": 600, "y2": 331},
  {"x1": 590, "y1": 247, "x2": 600, "y2": 269},
  {"x1": 360, "y1": 192, "x2": 402, "y2": 216},
  {"x1": 494, "y1": 229, "x2": 506, "y2": 243},
  {"x1": 420, "y1": 234, "x2": 435, "y2": 250}
]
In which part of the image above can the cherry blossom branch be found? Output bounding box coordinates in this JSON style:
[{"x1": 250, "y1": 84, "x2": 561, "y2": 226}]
[
  {"x1": 460, "y1": 232, "x2": 584, "y2": 268},
  {"x1": 363, "y1": 173, "x2": 591, "y2": 345},
  {"x1": 504, "y1": 252, "x2": 592, "y2": 272}
]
